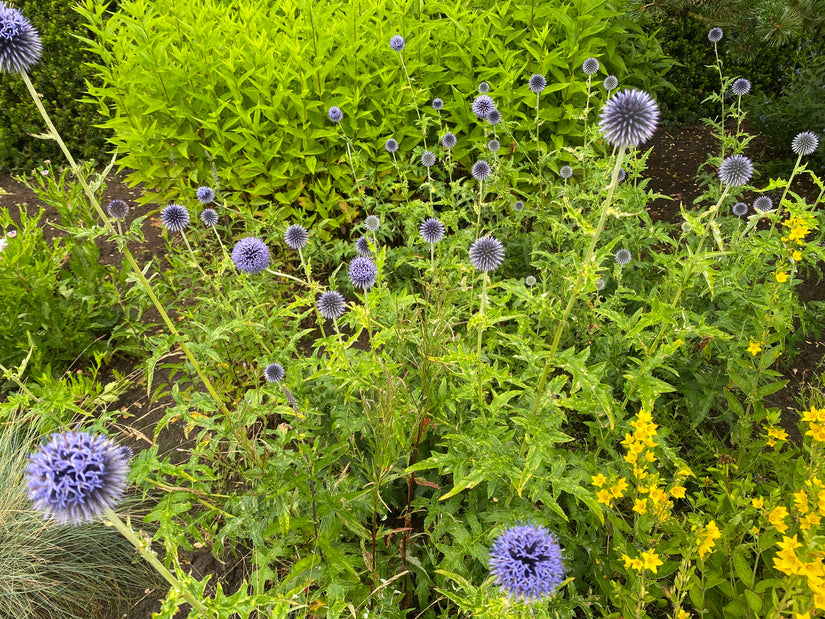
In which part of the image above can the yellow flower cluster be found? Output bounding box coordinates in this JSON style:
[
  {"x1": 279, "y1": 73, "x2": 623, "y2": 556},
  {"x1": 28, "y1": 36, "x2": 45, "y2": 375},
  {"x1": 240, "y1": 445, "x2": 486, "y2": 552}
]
[
  {"x1": 691, "y1": 520, "x2": 722, "y2": 559},
  {"x1": 802, "y1": 406, "x2": 825, "y2": 443},
  {"x1": 622, "y1": 548, "x2": 663, "y2": 574},
  {"x1": 764, "y1": 424, "x2": 789, "y2": 448},
  {"x1": 621, "y1": 410, "x2": 658, "y2": 480},
  {"x1": 773, "y1": 535, "x2": 825, "y2": 611},
  {"x1": 781, "y1": 216, "x2": 812, "y2": 246}
]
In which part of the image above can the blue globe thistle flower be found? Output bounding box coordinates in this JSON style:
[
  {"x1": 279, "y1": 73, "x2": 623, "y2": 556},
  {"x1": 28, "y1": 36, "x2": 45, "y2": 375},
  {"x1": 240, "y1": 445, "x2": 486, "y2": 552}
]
[
  {"x1": 355, "y1": 236, "x2": 372, "y2": 256},
  {"x1": 107, "y1": 199, "x2": 129, "y2": 219},
  {"x1": 26, "y1": 431, "x2": 131, "y2": 525},
  {"x1": 513, "y1": 200, "x2": 525, "y2": 211},
  {"x1": 488, "y1": 139, "x2": 500, "y2": 152},
  {"x1": 385, "y1": 138, "x2": 399, "y2": 153},
  {"x1": 196, "y1": 186, "x2": 215, "y2": 204},
  {"x1": 617, "y1": 168, "x2": 627, "y2": 182},
  {"x1": 285, "y1": 224, "x2": 309, "y2": 250},
  {"x1": 582, "y1": 57, "x2": 599, "y2": 75},
  {"x1": 525, "y1": 275, "x2": 537, "y2": 287},
  {"x1": 231, "y1": 237, "x2": 270, "y2": 274},
  {"x1": 317, "y1": 290, "x2": 347, "y2": 320},
  {"x1": 595, "y1": 277, "x2": 607, "y2": 291},
  {"x1": 615, "y1": 248, "x2": 632, "y2": 265},
  {"x1": 469, "y1": 236, "x2": 505, "y2": 272},
  {"x1": 731, "y1": 78, "x2": 751, "y2": 96},
  {"x1": 559, "y1": 165, "x2": 573, "y2": 179},
  {"x1": 441, "y1": 132, "x2": 457, "y2": 149},
  {"x1": 472, "y1": 160, "x2": 491, "y2": 181},
  {"x1": 486, "y1": 109, "x2": 502, "y2": 125},
  {"x1": 489, "y1": 523, "x2": 565, "y2": 603},
  {"x1": 159, "y1": 203, "x2": 190, "y2": 232},
  {"x1": 349, "y1": 256, "x2": 377, "y2": 290},
  {"x1": 732, "y1": 202, "x2": 748, "y2": 216},
  {"x1": 598, "y1": 89, "x2": 660, "y2": 148},
  {"x1": 708, "y1": 27, "x2": 723, "y2": 43},
  {"x1": 264, "y1": 362, "x2": 285, "y2": 383},
  {"x1": 718, "y1": 154, "x2": 753, "y2": 187},
  {"x1": 364, "y1": 215, "x2": 380, "y2": 232},
  {"x1": 419, "y1": 217, "x2": 445, "y2": 244},
  {"x1": 432, "y1": 98, "x2": 444, "y2": 111},
  {"x1": 389, "y1": 35, "x2": 405, "y2": 52},
  {"x1": 200, "y1": 208, "x2": 219, "y2": 227},
  {"x1": 421, "y1": 151, "x2": 436, "y2": 167},
  {"x1": 478, "y1": 81, "x2": 490, "y2": 94},
  {"x1": 603, "y1": 75, "x2": 618, "y2": 91},
  {"x1": 472, "y1": 95, "x2": 496, "y2": 118},
  {"x1": 792, "y1": 131, "x2": 819, "y2": 156},
  {"x1": 528, "y1": 73, "x2": 547, "y2": 94},
  {"x1": 753, "y1": 195, "x2": 773, "y2": 213},
  {"x1": 0, "y1": 5, "x2": 42, "y2": 74},
  {"x1": 328, "y1": 106, "x2": 343, "y2": 123}
]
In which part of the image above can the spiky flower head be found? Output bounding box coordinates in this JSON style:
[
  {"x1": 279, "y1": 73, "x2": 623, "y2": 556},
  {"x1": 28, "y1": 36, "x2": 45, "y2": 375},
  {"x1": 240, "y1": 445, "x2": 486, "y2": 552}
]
[
  {"x1": 486, "y1": 109, "x2": 502, "y2": 125},
  {"x1": 559, "y1": 165, "x2": 573, "y2": 179},
  {"x1": 196, "y1": 186, "x2": 215, "y2": 204},
  {"x1": 472, "y1": 160, "x2": 491, "y2": 181},
  {"x1": 753, "y1": 196, "x2": 774, "y2": 213},
  {"x1": 107, "y1": 199, "x2": 129, "y2": 220},
  {"x1": 582, "y1": 57, "x2": 599, "y2": 75},
  {"x1": 349, "y1": 256, "x2": 377, "y2": 290},
  {"x1": 231, "y1": 237, "x2": 270, "y2": 274},
  {"x1": 617, "y1": 168, "x2": 627, "y2": 182},
  {"x1": 469, "y1": 236, "x2": 505, "y2": 272},
  {"x1": 598, "y1": 89, "x2": 659, "y2": 148},
  {"x1": 792, "y1": 131, "x2": 819, "y2": 156},
  {"x1": 285, "y1": 224, "x2": 309, "y2": 250},
  {"x1": 200, "y1": 208, "x2": 219, "y2": 227},
  {"x1": 595, "y1": 277, "x2": 607, "y2": 291},
  {"x1": 159, "y1": 203, "x2": 190, "y2": 232},
  {"x1": 528, "y1": 74, "x2": 546, "y2": 94},
  {"x1": 489, "y1": 523, "x2": 565, "y2": 602},
  {"x1": 364, "y1": 215, "x2": 380, "y2": 232},
  {"x1": 472, "y1": 95, "x2": 496, "y2": 118},
  {"x1": 525, "y1": 275, "x2": 536, "y2": 287},
  {"x1": 317, "y1": 290, "x2": 346, "y2": 320},
  {"x1": 732, "y1": 202, "x2": 748, "y2": 216},
  {"x1": 0, "y1": 4, "x2": 42, "y2": 74},
  {"x1": 513, "y1": 200, "x2": 524, "y2": 211},
  {"x1": 327, "y1": 106, "x2": 343, "y2": 123},
  {"x1": 26, "y1": 431, "x2": 131, "y2": 525},
  {"x1": 718, "y1": 154, "x2": 753, "y2": 187},
  {"x1": 389, "y1": 35, "x2": 405, "y2": 52},
  {"x1": 385, "y1": 138, "x2": 399, "y2": 153},
  {"x1": 603, "y1": 75, "x2": 618, "y2": 91},
  {"x1": 421, "y1": 151, "x2": 436, "y2": 167},
  {"x1": 615, "y1": 248, "x2": 632, "y2": 265},
  {"x1": 731, "y1": 78, "x2": 751, "y2": 96},
  {"x1": 441, "y1": 132, "x2": 457, "y2": 149},
  {"x1": 478, "y1": 81, "x2": 490, "y2": 94},
  {"x1": 488, "y1": 139, "x2": 500, "y2": 152},
  {"x1": 264, "y1": 363, "x2": 285, "y2": 383},
  {"x1": 432, "y1": 98, "x2": 444, "y2": 111},
  {"x1": 419, "y1": 217, "x2": 445, "y2": 244},
  {"x1": 355, "y1": 236, "x2": 372, "y2": 256},
  {"x1": 708, "y1": 27, "x2": 723, "y2": 43}
]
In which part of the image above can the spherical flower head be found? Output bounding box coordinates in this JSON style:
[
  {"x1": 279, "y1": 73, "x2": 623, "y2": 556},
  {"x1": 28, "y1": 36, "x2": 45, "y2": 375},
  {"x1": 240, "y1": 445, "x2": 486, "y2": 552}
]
[
  {"x1": 107, "y1": 199, "x2": 129, "y2": 220},
  {"x1": 486, "y1": 109, "x2": 502, "y2": 125},
  {"x1": 472, "y1": 95, "x2": 496, "y2": 118},
  {"x1": 472, "y1": 160, "x2": 491, "y2": 181},
  {"x1": 441, "y1": 132, "x2": 457, "y2": 149},
  {"x1": 489, "y1": 523, "x2": 565, "y2": 602},
  {"x1": 160, "y1": 203, "x2": 190, "y2": 233},
  {"x1": 26, "y1": 431, "x2": 131, "y2": 525},
  {"x1": 349, "y1": 256, "x2": 377, "y2": 290},
  {"x1": 792, "y1": 131, "x2": 819, "y2": 156},
  {"x1": 327, "y1": 106, "x2": 343, "y2": 123},
  {"x1": 528, "y1": 73, "x2": 546, "y2": 94},
  {"x1": 488, "y1": 139, "x2": 500, "y2": 152},
  {"x1": 513, "y1": 200, "x2": 525, "y2": 211},
  {"x1": 731, "y1": 78, "x2": 751, "y2": 96},
  {"x1": 582, "y1": 57, "x2": 599, "y2": 75},
  {"x1": 196, "y1": 186, "x2": 215, "y2": 204},
  {"x1": 718, "y1": 154, "x2": 753, "y2": 187},
  {"x1": 419, "y1": 217, "x2": 445, "y2": 244},
  {"x1": 317, "y1": 290, "x2": 346, "y2": 320},
  {"x1": 753, "y1": 195, "x2": 774, "y2": 213},
  {"x1": 421, "y1": 151, "x2": 436, "y2": 167},
  {"x1": 599, "y1": 89, "x2": 659, "y2": 148},
  {"x1": 478, "y1": 81, "x2": 490, "y2": 94},
  {"x1": 364, "y1": 215, "x2": 380, "y2": 232},
  {"x1": 525, "y1": 275, "x2": 536, "y2": 287},
  {"x1": 264, "y1": 362, "x2": 285, "y2": 383},
  {"x1": 285, "y1": 224, "x2": 309, "y2": 250},
  {"x1": 385, "y1": 138, "x2": 399, "y2": 153},
  {"x1": 200, "y1": 208, "x2": 219, "y2": 227},
  {"x1": 0, "y1": 5, "x2": 42, "y2": 74},
  {"x1": 732, "y1": 202, "x2": 748, "y2": 216},
  {"x1": 603, "y1": 75, "x2": 618, "y2": 91},
  {"x1": 389, "y1": 35, "x2": 405, "y2": 52},
  {"x1": 231, "y1": 237, "x2": 270, "y2": 274},
  {"x1": 595, "y1": 277, "x2": 607, "y2": 291},
  {"x1": 615, "y1": 248, "x2": 632, "y2": 265},
  {"x1": 469, "y1": 236, "x2": 505, "y2": 272},
  {"x1": 559, "y1": 165, "x2": 573, "y2": 179},
  {"x1": 355, "y1": 236, "x2": 372, "y2": 256},
  {"x1": 708, "y1": 27, "x2": 723, "y2": 43},
  {"x1": 617, "y1": 168, "x2": 627, "y2": 182},
  {"x1": 432, "y1": 98, "x2": 444, "y2": 111}
]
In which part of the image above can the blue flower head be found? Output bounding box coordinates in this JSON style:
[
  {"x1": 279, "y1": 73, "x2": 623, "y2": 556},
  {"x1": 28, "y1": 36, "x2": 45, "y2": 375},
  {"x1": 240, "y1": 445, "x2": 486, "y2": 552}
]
[
  {"x1": 231, "y1": 237, "x2": 270, "y2": 274},
  {"x1": 389, "y1": 35, "x2": 405, "y2": 52},
  {"x1": 107, "y1": 199, "x2": 129, "y2": 220},
  {"x1": 559, "y1": 165, "x2": 573, "y2": 179},
  {"x1": 513, "y1": 200, "x2": 525, "y2": 211},
  {"x1": 0, "y1": 4, "x2": 42, "y2": 74},
  {"x1": 753, "y1": 195, "x2": 773, "y2": 213},
  {"x1": 708, "y1": 27, "x2": 723, "y2": 43},
  {"x1": 731, "y1": 78, "x2": 751, "y2": 96},
  {"x1": 582, "y1": 57, "x2": 599, "y2": 75},
  {"x1": 486, "y1": 109, "x2": 502, "y2": 125},
  {"x1": 264, "y1": 362, "x2": 285, "y2": 383},
  {"x1": 285, "y1": 224, "x2": 309, "y2": 250},
  {"x1": 200, "y1": 208, "x2": 219, "y2": 227},
  {"x1": 472, "y1": 160, "x2": 491, "y2": 181},
  {"x1": 196, "y1": 186, "x2": 215, "y2": 204},
  {"x1": 603, "y1": 75, "x2": 618, "y2": 91},
  {"x1": 419, "y1": 218, "x2": 445, "y2": 244},
  {"x1": 160, "y1": 203, "x2": 190, "y2": 232},
  {"x1": 441, "y1": 132, "x2": 457, "y2": 149},
  {"x1": 432, "y1": 98, "x2": 444, "y2": 111},
  {"x1": 364, "y1": 215, "x2": 380, "y2": 232},
  {"x1": 598, "y1": 89, "x2": 659, "y2": 148},
  {"x1": 26, "y1": 431, "x2": 132, "y2": 525},
  {"x1": 349, "y1": 256, "x2": 377, "y2": 290},
  {"x1": 792, "y1": 131, "x2": 819, "y2": 156},
  {"x1": 489, "y1": 523, "x2": 565, "y2": 602},
  {"x1": 528, "y1": 74, "x2": 546, "y2": 94},
  {"x1": 385, "y1": 138, "x2": 399, "y2": 153},
  {"x1": 317, "y1": 290, "x2": 347, "y2": 320},
  {"x1": 615, "y1": 248, "x2": 632, "y2": 265},
  {"x1": 732, "y1": 202, "x2": 748, "y2": 217},
  {"x1": 355, "y1": 236, "x2": 372, "y2": 257},
  {"x1": 421, "y1": 151, "x2": 436, "y2": 167},
  {"x1": 718, "y1": 154, "x2": 753, "y2": 187},
  {"x1": 328, "y1": 106, "x2": 343, "y2": 123},
  {"x1": 472, "y1": 95, "x2": 496, "y2": 118},
  {"x1": 488, "y1": 139, "x2": 500, "y2": 152},
  {"x1": 469, "y1": 236, "x2": 504, "y2": 272},
  {"x1": 478, "y1": 81, "x2": 490, "y2": 94}
]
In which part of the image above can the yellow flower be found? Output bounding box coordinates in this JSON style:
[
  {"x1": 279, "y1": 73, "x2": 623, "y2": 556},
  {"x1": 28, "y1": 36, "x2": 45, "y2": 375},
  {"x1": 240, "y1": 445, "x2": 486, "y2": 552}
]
[
  {"x1": 801, "y1": 512, "x2": 821, "y2": 530},
  {"x1": 773, "y1": 535, "x2": 803, "y2": 575},
  {"x1": 694, "y1": 520, "x2": 722, "y2": 558},
  {"x1": 769, "y1": 506, "x2": 790, "y2": 534},
  {"x1": 622, "y1": 554, "x2": 644, "y2": 571},
  {"x1": 796, "y1": 612, "x2": 811, "y2": 619},
  {"x1": 793, "y1": 250, "x2": 802, "y2": 261},
  {"x1": 775, "y1": 271, "x2": 789, "y2": 283},
  {"x1": 677, "y1": 611, "x2": 691, "y2": 619},
  {"x1": 795, "y1": 490, "x2": 810, "y2": 515},
  {"x1": 752, "y1": 497, "x2": 764, "y2": 509},
  {"x1": 640, "y1": 549, "x2": 663, "y2": 574},
  {"x1": 806, "y1": 422, "x2": 825, "y2": 443},
  {"x1": 596, "y1": 489, "x2": 613, "y2": 506},
  {"x1": 670, "y1": 485, "x2": 686, "y2": 499},
  {"x1": 633, "y1": 498, "x2": 648, "y2": 515},
  {"x1": 747, "y1": 341, "x2": 763, "y2": 356},
  {"x1": 591, "y1": 473, "x2": 608, "y2": 487},
  {"x1": 610, "y1": 478, "x2": 629, "y2": 499}
]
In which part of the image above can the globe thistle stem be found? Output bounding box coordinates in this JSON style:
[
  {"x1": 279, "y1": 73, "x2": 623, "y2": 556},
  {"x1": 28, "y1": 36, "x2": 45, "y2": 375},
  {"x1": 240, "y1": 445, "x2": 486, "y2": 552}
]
[
  {"x1": 476, "y1": 180, "x2": 484, "y2": 235},
  {"x1": 712, "y1": 43, "x2": 725, "y2": 161},
  {"x1": 397, "y1": 53, "x2": 428, "y2": 150},
  {"x1": 535, "y1": 92, "x2": 541, "y2": 151},
  {"x1": 210, "y1": 225, "x2": 229, "y2": 260},
  {"x1": 477, "y1": 273, "x2": 489, "y2": 406},
  {"x1": 298, "y1": 247, "x2": 313, "y2": 285}
]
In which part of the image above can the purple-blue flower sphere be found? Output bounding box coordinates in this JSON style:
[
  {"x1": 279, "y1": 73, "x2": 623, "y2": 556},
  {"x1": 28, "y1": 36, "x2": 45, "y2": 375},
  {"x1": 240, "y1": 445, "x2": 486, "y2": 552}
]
[
  {"x1": 472, "y1": 160, "x2": 491, "y2": 181},
  {"x1": 364, "y1": 215, "x2": 380, "y2": 232},
  {"x1": 708, "y1": 27, "x2": 723, "y2": 43},
  {"x1": 385, "y1": 138, "x2": 399, "y2": 153},
  {"x1": 317, "y1": 290, "x2": 347, "y2": 320},
  {"x1": 355, "y1": 236, "x2": 372, "y2": 256},
  {"x1": 389, "y1": 35, "x2": 405, "y2": 52},
  {"x1": 26, "y1": 431, "x2": 132, "y2": 525},
  {"x1": 718, "y1": 154, "x2": 753, "y2": 187},
  {"x1": 420, "y1": 217, "x2": 445, "y2": 244},
  {"x1": 732, "y1": 202, "x2": 748, "y2": 217},
  {"x1": 615, "y1": 248, "x2": 632, "y2": 265},
  {"x1": 432, "y1": 98, "x2": 444, "y2": 111},
  {"x1": 478, "y1": 81, "x2": 490, "y2": 94},
  {"x1": 488, "y1": 139, "x2": 500, "y2": 152},
  {"x1": 328, "y1": 106, "x2": 343, "y2": 123},
  {"x1": 486, "y1": 109, "x2": 502, "y2": 125},
  {"x1": 231, "y1": 237, "x2": 270, "y2": 274},
  {"x1": 598, "y1": 89, "x2": 659, "y2": 148},
  {"x1": 441, "y1": 132, "x2": 457, "y2": 149},
  {"x1": 603, "y1": 75, "x2": 618, "y2": 91},
  {"x1": 285, "y1": 224, "x2": 309, "y2": 250},
  {"x1": 582, "y1": 57, "x2": 599, "y2": 75},
  {"x1": 731, "y1": 78, "x2": 751, "y2": 96},
  {"x1": 489, "y1": 523, "x2": 565, "y2": 602},
  {"x1": 792, "y1": 131, "x2": 819, "y2": 156},
  {"x1": 469, "y1": 236, "x2": 505, "y2": 272},
  {"x1": 107, "y1": 199, "x2": 129, "y2": 220},
  {"x1": 264, "y1": 362, "x2": 285, "y2": 383},
  {"x1": 0, "y1": 4, "x2": 42, "y2": 74},
  {"x1": 349, "y1": 256, "x2": 377, "y2": 290},
  {"x1": 421, "y1": 151, "x2": 436, "y2": 167},
  {"x1": 753, "y1": 195, "x2": 773, "y2": 213},
  {"x1": 159, "y1": 203, "x2": 190, "y2": 232},
  {"x1": 528, "y1": 73, "x2": 546, "y2": 94},
  {"x1": 200, "y1": 208, "x2": 219, "y2": 227},
  {"x1": 196, "y1": 186, "x2": 215, "y2": 204},
  {"x1": 472, "y1": 95, "x2": 496, "y2": 118}
]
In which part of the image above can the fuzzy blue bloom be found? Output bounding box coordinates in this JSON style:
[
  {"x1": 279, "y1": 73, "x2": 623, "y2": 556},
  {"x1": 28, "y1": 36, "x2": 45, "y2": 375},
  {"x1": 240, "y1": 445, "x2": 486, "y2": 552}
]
[
  {"x1": 582, "y1": 57, "x2": 599, "y2": 75},
  {"x1": 513, "y1": 200, "x2": 525, "y2": 211},
  {"x1": 0, "y1": 4, "x2": 42, "y2": 74},
  {"x1": 26, "y1": 431, "x2": 131, "y2": 525},
  {"x1": 432, "y1": 98, "x2": 444, "y2": 111},
  {"x1": 355, "y1": 236, "x2": 372, "y2": 257},
  {"x1": 349, "y1": 256, "x2": 377, "y2": 290},
  {"x1": 200, "y1": 208, "x2": 219, "y2": 227},
  {"x1": 264, "y1": 362, "x2": 285, "y2": 383},
  {"x1": 708, "y1": 27, "x2": 723, "y2": 43},
  {"x1": 317, "y1": 290, "x2": 346, "y2": 320},
  {"x1": 107, "y1": 199, "x2": 129, "y2": 220},
  {"x1": 489, "y1": 523, "x2": 565, "y2": 602},
  {"x1": 615, "y1": 248, "x2": 632, "y2": 265},
  {"x1": 478, "y1": 81, "x2": 490, "y2": 94},
  {"x1": 488, "y1": 139, "x2": 500, "y2": 152},
  {"x1": 328, "y1": 106, "x2": 343, "y2": 123},
  {"x1": 731, "y1": 78, "x2": 751, "y2": 96},
  {"x1": 617, "y1": 168, "x2": 627, "y2": 182},
  {"x1": 472, "y1": 95, "x2": 496, "y2": 118},
  {"x1": 285, "y1": 224, "x2": 309, "y2": 250},
  {"x1": 486, "y1": 109, "x2": 502, "y2": 125},
  {"x1": 385, "y1": 138, "x2": 399, "y2": 153},
  {"x1": 792, "y1": 131, "x2": 819, "y2": 156},
  {"x1": 472, "y1": 161, "x2": 491, "y2": 181},
  {"x1": 469, "y1": 236, "x2": 504, "y2": 272},
  {"x1": 420, "y1": 218, "x2": 445, "y2": 244},
  {"x1": 598, "y1": 89, "x2": 659, "y2": 148},
  {"x1": 718, "y1": 154, "x2": 753, "y2": 187},
  {"x1": 231, "y1": 237, "x2": 270, "y2": 274},
  {"x1": 732, "y1": 202, "x2": 748, "y2": 216},
  {"x1": 159, "y1": 203, "x2": 190, "y2": 232},
  {"x1": 389, "y1": 35, "x2": 405, "y2": 52},
  {"x1": 364, "y1": 215, "x2": 380, "y2": 232},
  {"x1": 196, "y1": 186, "x2": 215, "y2": 204},
  {"x1": 525, "y1": 275, "x2": 536, "y2": 287},
  {"x1": 559, "y1": 165, "x2": 573, "y2": 179},
  {"x1": 421, "y1": 151, "x2": 436, "y2": 167},
  {"x1": 441, "y1": 132, "x2": 457, "y2": 149},
  {"x1": 603, "y1": 75, "x2": 618, "y2": 91},
  {"x1": 528, "y1": 73, "x2": 546, "y2": 94},
  {"x1": 753, "y1": 196, "x2": 774, "y2": 213}
]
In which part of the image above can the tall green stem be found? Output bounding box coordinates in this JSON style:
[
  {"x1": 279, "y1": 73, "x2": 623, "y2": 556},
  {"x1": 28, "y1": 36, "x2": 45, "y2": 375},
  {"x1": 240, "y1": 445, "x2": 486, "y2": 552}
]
[{"x1": 477, "y1": 273, "x2": 488, "y2": 406}]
